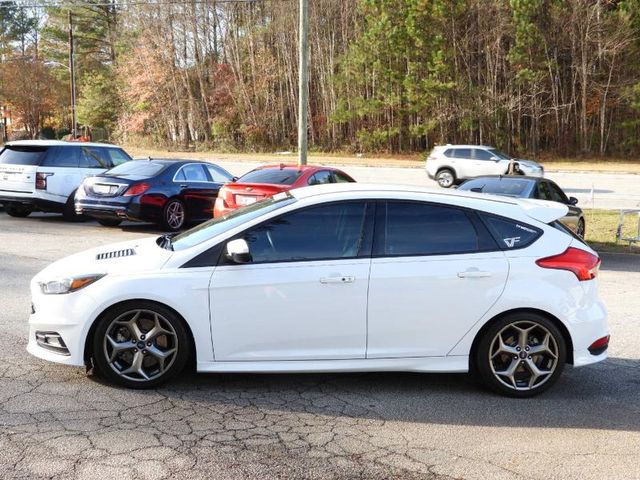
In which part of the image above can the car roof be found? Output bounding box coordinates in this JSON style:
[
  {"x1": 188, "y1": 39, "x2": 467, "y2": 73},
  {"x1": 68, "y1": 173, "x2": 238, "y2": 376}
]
[
  {"x1": 6, "y1": 140, "x2": 123, "y2": 149},
  {"x1": 253, "y1": 164, "x2": 342, "y2": 172},
  {"x1": 129, "y1": 158, "x2": 209, "y2": 164}
]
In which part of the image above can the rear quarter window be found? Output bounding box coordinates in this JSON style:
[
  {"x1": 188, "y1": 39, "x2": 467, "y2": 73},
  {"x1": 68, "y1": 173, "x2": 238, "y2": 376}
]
[
  {"x1": 480, "y1": 213, "x2": 542, "y2": 250},
  {"x1": 0, "y1": 146, "x2": 49, "y2": 165}
]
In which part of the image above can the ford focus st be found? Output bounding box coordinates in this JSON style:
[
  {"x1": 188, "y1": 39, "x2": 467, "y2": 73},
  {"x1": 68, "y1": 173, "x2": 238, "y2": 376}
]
[{"x1": 28, "y1": 184, "x2": 609, "y2": 397}]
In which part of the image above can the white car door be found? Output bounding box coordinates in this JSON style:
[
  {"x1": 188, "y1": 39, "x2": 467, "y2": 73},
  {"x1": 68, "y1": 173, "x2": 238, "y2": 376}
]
[
  {"x1": 470, "y1": 148, "x2": 510, "y2": 176},
  {"x1": 209, "y1": 201, "x2": 373, "y2": 361},
  {"x1": 450, "y1": 147, "x2": 474, "y2": 178},
  {"x1": 39, "y1": 146, "x2": 84, "y2": 202},
  {"x1": 367, "y1": 201, "x2": 509, "y2": 358}
]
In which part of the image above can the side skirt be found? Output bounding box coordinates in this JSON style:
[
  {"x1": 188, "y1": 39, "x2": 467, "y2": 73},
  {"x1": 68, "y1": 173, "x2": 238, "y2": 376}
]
[{"x1": 197, "y1": 355, "x2": 469, "y2": 374}]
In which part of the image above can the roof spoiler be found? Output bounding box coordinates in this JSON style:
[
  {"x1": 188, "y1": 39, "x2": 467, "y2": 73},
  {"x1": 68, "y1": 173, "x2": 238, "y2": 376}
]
[{"x1": 517, "y1": 199, "x2": 569, "y2": 224}]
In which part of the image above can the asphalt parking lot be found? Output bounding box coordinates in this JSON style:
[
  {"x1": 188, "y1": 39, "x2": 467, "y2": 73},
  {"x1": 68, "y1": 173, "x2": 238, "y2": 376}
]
[{"x1": 0, "y1": 212, "x2": 639, "y2": 480}]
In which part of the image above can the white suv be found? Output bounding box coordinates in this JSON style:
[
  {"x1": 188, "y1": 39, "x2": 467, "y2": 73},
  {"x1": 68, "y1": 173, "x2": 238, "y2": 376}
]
[
  {"x1": 426, "y1": 145, "x2": 544, "y2": 188},
  {"x1": 0, "y1": 140, "x2": 132, "y2": 219}
]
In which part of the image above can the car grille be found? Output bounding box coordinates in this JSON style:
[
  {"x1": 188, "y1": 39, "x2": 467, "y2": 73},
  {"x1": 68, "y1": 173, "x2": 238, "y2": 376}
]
[{"x1": 96, "y1": 248, "x2": 136, "y2": 260}]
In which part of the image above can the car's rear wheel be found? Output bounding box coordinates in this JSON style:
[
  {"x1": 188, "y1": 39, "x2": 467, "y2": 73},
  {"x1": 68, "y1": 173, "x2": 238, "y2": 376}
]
[
  {"x1": 436, "y1": 169, "x2": 455, "y2": 188},
  {"x1": 97, "y1": 218, "x2": 123, "y2": 227},
  {"x1": 92, "y1": 302, "x2": 190, "y2": 388},
  {"x1": 161, "y1": 199, "x2": 186, "y2": 231},
  {"x1": 576, "y1": 218, "x2": 586, "y2": 238},
  {"x1": 4, "y1": 203, "x2": 33, "y2": 218},
  {"x1": 475, "y1": 313, "x2": 566, "y2": 397},
  {"x1": 62, "y1": 190, "x2": 85, "y2": 222}
]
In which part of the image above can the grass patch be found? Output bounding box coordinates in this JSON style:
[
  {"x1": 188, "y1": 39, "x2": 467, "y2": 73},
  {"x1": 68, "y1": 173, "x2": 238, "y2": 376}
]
[{"x1": 584, "y1": 209, "x2": 640, "y2": 254}]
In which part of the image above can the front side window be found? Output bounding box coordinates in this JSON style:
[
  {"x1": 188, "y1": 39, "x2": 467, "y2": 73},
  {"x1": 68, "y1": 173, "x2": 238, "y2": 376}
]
[
  {"x1": 378, "y1": 202, "x2": 485, "y2": 256},
  {"x1": 206, "y1": 164, "x2": 232, "y2": 183},
  {"x1": 473, "y1": 149, "x2": 493, "y2": 160},
  {"x1": 334, "y1": 172, "x2": 354, "y2": 183},
  {"x1": 242, "y1": 202, "x2": 368, "y2": 263},
  {"x1": 106, "y1": 148, "x2": 132, "y2": 167},
  {"x1": 308, "y1": 170, "x2": 333, "y2": 185},
  {"x1": 536, "y1": 181, "x2": 552, "y2": 201},
  {"x1": 81, "y1": 147, "x2": 111, "y2": 168},
  {"x1": 548, "y1": 181, "x2": 569, "y2": 204}
]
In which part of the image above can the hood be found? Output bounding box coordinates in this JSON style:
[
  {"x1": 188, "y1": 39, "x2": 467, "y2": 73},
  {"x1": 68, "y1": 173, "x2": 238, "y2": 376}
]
[{"x1": 32, "y1": 236, "x2": 173, "y2": 282}]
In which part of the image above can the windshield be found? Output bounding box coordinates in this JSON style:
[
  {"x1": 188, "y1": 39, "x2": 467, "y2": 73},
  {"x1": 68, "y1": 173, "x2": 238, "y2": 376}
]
[
  {"x1": 106, "y1": 160, "x2": 168, "y2": 177},
  {"x1": 487, "y1": 148, "x2": 511, "y2": 160},
  {"x1": 459, "y1": 177, "x2": 534, "y2": 197},
  {"x1": 170, "y1": 192, "x2": 297, "y2": 251},
  {"x1": 238, "y1": 168, "x2": 304, "y2": 185}
]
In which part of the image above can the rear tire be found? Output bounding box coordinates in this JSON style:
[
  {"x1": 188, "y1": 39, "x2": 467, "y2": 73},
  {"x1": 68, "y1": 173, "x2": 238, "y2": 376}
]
[
  {"x1": 161, "y1": 199, "x2": 186, "y2": 231},
  {"x1": 97, "y1": 218, "x2": 123, "y2": 227},
  {"x1": 91, "y1": 301, "x2": 190, "y2": 389},
  {"x1": 474, "y1": 312, "x2": 566, "y2": 398},
  {"x1": 5, "y1": 203, "x2": 33, "y2": 218},
  {"x1": 436, "y1": 168, "x2": 456, "y2": 188},
  {"x1": 62, "y1": 191, "x2": 85, "y2": 222}
]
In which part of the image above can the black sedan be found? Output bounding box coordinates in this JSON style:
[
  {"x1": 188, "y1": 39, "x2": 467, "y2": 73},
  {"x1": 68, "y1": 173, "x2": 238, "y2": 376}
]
[
  {"x1": 75, "y1": 159, "x2": 233, "y2": 231},
  {"x1": 458, "y1": 175, "x2": 585, "y2": 237}
]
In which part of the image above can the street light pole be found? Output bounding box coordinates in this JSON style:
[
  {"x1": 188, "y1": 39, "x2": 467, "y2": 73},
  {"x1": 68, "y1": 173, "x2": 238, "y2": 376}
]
[
  {"x1": 68, "y1": 11, "x2": 77, "y2": 138},
  {"x1": 297, "y1": 0, "x2": 308, "y2": 166}
]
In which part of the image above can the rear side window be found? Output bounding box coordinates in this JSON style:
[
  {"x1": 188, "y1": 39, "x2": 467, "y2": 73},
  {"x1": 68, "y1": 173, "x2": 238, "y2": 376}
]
[
  {"x1": 377, "y1": 202, "x2": 494, "y2": 256},
  {"x1": 239, "y1": 168, "x2": 304, "y2": 185},
  {"x1": 41, "y1": 146, "x2": 81, "y2": 167},
  {"x1": 453, "y1": 148, "x2": 472, "y2": 159},
  {"x1": 308, "y1": 170, "x2": 333, "y2": 185},
  {"x1": 443, "y1": 149, "x2": 455, "y2": 158},
  {"x1": 480, "y1": 214, "x2": 542, "y2": 249},
  {"x1": 334, "y1": 172, "x2": 354, "y2": 183},
  {"x1": 0, "y1": 146, "x2": 49, "y2": 165}
]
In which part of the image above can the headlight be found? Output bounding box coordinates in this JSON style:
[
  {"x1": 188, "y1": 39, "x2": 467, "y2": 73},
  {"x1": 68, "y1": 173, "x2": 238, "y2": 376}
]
[{"x1": 39, "y1": 274, "x2": 105, "y2": 295}]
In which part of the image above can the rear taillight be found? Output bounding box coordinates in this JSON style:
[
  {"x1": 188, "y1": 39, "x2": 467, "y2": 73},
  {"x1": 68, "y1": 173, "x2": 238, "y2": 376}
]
[
  {"x1": 35, "y1": 172, "x2": 53, "y2": 190},
  {"x1": 536, "y1": 247, "x2": 600, "y2": 281},
  {"x1": 123, "y1": 182, "x2": 150, "y2": 196}
]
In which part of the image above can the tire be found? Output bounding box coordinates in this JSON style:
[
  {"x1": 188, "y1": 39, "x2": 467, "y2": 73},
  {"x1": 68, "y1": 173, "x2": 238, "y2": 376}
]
[
  {"x1": 474, "y1": 312, "x2": 566, "y2": 398},
  {"x1": 161, "y1": 199, "x2": 186, "y2": 231},
  {"x1": 97, "y1": 218, "x2": 123, "y2": 228},
  {"x1": 62, "y1": 190, "x2": 86, "y2": 222},
  {"x1": 5, "y1": 203, "x2": 33, "y2": 218},
  {"x1": 576, "y1": 218, "x2": 586, "y2": 238},
  {"x1": 91, "y1": 301, "x2": 191, "y2": 389},
  {"x1": 436, "y1": 168, "x2": 455, "y2": 188}
]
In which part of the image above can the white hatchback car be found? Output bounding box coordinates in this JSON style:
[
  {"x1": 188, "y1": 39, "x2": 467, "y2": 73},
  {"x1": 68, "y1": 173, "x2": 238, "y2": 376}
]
[
  {"x1": 426, "y1": 145, "x2": 544, "y2": 188},
  {"x1": 0, "y1": 140, "x2": 131, "y2": 219},
  {"x1": 28, "y1": 184, "x2": 608, "y2": 397}
]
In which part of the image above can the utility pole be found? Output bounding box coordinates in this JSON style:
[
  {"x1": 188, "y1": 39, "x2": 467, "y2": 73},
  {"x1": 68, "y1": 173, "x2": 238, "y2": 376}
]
[
  {"x1": 68, "y1": 11, "x2": 77, "y2": 138},
  {"x1": 297, "y1": 0, "x2": 308, "y2": 166}
]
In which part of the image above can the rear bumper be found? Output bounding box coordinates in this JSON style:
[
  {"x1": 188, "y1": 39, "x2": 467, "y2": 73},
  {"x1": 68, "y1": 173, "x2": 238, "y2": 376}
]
[
  {"x1": 0, "y1": 194, "x2": 65, "y2": 212},
  {"x1": 75, "y1": 197, "x2": 162, "y2": 224}
]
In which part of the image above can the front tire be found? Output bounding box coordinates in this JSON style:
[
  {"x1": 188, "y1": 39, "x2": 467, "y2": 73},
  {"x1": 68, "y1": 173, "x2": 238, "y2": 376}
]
[
  {"x1": 4, "y1": 203, "x2": 33, "y2": 218},
  {"x1": 161, "y1": 199, "x2": 186, "y2": 231},
  {"x1": 475, "y1": 312, "x2": 566, "y2": 397},
  {"x1": 91, "y1": 302, "x2": 190, "y2": 389},
  {"x1": 436, "y1": 168, "x2": 455, "y2": 188}
]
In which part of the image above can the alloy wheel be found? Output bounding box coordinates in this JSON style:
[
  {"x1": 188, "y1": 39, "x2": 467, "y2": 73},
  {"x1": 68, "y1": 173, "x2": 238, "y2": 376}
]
[
  {"x1": 489, "y1": 320, "x2": 559, "y2": 391},
  {"x1": 437, "y1": 171, "x2": 454, "y2": 188},
  {"x1": 102, "y1": 309, "x2": 179, "y2": 382},
  {"x1": 166, "y1": 201, "x2": 185, "y2": 230}
]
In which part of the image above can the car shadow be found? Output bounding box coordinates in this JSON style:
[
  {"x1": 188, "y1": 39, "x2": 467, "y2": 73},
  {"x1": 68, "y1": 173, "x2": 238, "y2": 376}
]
[{"x1": 88, "y1": 356, "x2": 640, "y2": 432}]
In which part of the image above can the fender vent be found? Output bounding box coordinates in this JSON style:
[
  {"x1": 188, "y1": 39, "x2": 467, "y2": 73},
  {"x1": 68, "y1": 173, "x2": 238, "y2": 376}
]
[{"x1": 96, "y1": 248, "x2": 136, "y2": 260}]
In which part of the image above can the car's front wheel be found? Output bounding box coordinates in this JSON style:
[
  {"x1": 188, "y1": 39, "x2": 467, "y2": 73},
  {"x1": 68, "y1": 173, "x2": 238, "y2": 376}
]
[
  {"x1": 91, "y1": 302, "x2": 190, "y2": 388},
  {"x1": 475, "y1": 313, "x2": 566, "y2": 397},
  {"x1": 4, "y1": 203, "x2": 33, "y2": 218},
  {"x1": 436, "y1": 169, "x2": 456, "y2": 188}
]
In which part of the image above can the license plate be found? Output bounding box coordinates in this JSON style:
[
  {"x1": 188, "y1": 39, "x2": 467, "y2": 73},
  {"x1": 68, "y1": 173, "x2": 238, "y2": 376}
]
[
  {"x1": 236, "y1": 194, "x2": 259, "y2": 206},
  {"x1": 93, "y1": 184, "x2": 116, "y2": 195}
]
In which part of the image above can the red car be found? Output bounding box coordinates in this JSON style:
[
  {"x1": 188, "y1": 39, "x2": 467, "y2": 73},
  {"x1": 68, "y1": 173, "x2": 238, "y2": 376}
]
[{"x1": 213, "y1": 164, "x2": 356, "y2": 217}]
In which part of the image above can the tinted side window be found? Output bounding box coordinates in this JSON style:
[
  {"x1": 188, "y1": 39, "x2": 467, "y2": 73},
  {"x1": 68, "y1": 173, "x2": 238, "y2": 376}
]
[
  {"x1": 536, "y1": 181, "x2": 552, "y2": 201},
  {"x1": 480, "y1": 214, "x2": 541, "y2": 249},
  {"x1": 443, "y1": 149, "x2": 455, "y2": 158},
  {"x1": 548, "y1": 182, "x2": 569, "y2": 203},
  {"x1": 308, "y1": 170, "x2": 333, "y2": 185},
  {"x1": 242, "y1": 202, "x2": 367, "y2": 263},
  {"x1": 334, "y1": 172, "x2": 354, "y2": 183},
  {"x1": 181, "y1": 164, "x2": 208, "y2": 182},
  {"x1": 453, "y1": 148, "x2": 472, "y2": 159},
  {"x1": 42, "y1": 146, "x2": 81, "y2": 167},
  {"x1": 379, "y1": 202, "x2": 482, "y2": 256},
  {"x1": 205, "y1": 164, "x2": 232, "y2": 183},
  {"x1": 80, "y1": 147, "x2": 110, "y2": 168},
  {"x1": 473, "y1": 149, "x2": 492, "y2": 160}
]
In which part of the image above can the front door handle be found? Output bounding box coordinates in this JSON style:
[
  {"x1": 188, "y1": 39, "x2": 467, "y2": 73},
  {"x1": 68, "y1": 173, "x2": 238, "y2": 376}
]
[
  {"x1": 457, "y1": 270, "x2": 492, "y2": 278},
  {"x1": 320, "y1": 276, "x2": 355, "y2": 284}
]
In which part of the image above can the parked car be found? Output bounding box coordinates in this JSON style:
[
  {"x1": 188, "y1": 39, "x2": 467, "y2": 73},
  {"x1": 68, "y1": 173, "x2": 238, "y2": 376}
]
[
  {"x1": 213, "y1": 164, "x2": 355, "y2": 217},
  {"x1": 426, "y1": 144, "x2": 544, "y2": 188},
  {"x1": 0, "y1": 140, "x2": 132, "y2": 220},
  {"x1": 75, "y1": 159, "x2": 233, "y2": 231},
  {"x1": 28, "y1": 184, "x2": 608, "y2": 397},
  {"x1": 458, "y1": 176, "x2": 585, "y2": 237}
]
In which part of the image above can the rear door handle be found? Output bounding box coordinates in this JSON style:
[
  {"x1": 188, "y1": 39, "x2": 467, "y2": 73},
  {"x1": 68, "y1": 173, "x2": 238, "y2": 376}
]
[
  {"x1": 320, "y1": 276, "x2": 355, "y2": 284},
  {"x1": 457, "y1": 270, "x2": 492, "y2": 278}
]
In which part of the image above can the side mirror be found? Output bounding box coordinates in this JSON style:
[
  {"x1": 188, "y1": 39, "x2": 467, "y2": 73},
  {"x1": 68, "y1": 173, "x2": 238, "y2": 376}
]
[
  {"x1": 225, "y1": 238, "x2": 251, "y2": 264},
  {"x1": 568, "y1": 196, "x2": 579, "y2": 205},
  {"x1": 490, "y1": 156, "x2": 500, "y2": 161}
]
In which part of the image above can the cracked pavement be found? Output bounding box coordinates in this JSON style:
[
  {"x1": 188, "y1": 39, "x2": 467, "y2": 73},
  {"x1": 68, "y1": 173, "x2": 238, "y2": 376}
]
[{"x1": 0, "y1": 212, "x2": 639, "y2": 479}]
